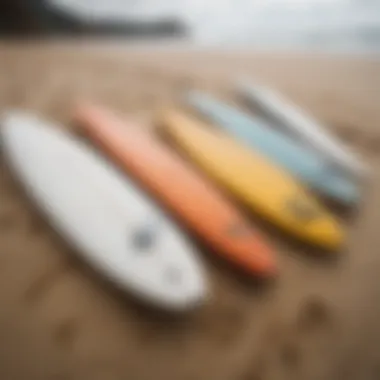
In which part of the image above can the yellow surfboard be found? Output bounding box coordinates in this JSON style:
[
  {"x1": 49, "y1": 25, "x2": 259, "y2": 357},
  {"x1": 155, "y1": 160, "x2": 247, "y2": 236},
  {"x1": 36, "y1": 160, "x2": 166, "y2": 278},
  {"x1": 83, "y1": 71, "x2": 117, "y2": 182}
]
[{"x1": 159, "y1": 109, "x2": 343, "y2": 250}]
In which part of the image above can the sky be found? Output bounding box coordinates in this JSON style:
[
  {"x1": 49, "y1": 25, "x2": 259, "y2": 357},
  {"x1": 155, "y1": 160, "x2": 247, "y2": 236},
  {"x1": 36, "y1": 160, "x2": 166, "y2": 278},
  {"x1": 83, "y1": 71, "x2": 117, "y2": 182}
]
[
  {"x1": 50, "y1": 0, "x2": 351, "y2": 20},
  {"x1": 48, "y1": 0, "x2": 380, "y2": 52}
]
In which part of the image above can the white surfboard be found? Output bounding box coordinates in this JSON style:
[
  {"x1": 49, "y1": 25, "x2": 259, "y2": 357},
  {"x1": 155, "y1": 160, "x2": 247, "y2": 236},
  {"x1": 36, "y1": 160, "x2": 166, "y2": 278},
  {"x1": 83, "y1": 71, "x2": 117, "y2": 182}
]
[
  {"x1": 0, "y1": 111, "x2": 207, "y2": 311},
  {"x1": 237, "y1": 81, "x2": 369, "y2": 180}
]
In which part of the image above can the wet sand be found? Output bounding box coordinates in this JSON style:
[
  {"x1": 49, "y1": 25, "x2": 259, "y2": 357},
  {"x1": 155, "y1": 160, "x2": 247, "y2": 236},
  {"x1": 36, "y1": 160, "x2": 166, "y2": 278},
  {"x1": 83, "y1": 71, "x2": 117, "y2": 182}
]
[{"x1": 0, "y1": 42, "x2": 379, "y2": 380}]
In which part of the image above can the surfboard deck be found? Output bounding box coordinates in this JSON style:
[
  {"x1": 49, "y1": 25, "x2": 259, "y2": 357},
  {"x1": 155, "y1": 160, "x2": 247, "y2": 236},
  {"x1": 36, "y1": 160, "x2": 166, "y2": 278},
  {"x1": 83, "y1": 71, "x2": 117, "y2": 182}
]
[
  {"x1": 237, "y1": 81, "x2": 368, "y2": 180},
  {"x1": 0, "y1": 111, "x2": 207, "y2": 311},
  {"x1": 161, "y1": 109, "x2": 343, "y2": 251},
  {"x1": 74, "y1": 102, "x2": 277, "y2": 278},
  {"x1": 186, "y1": 90, "x2": 359, "y2": 206}
]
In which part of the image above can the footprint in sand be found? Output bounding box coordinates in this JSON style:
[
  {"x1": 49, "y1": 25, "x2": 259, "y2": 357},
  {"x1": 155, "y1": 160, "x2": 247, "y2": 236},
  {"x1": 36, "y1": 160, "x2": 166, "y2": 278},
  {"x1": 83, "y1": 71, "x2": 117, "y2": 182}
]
[
  {"x1": 53, "y1": 318, "x2": 79, "y2": 351},
  {"x1": 239, "y1": 337, "x2": 302, "y2": 380},
  {"x1": 239, "y1": 298, "x2": 333, "y2": 380},
  {"x1": 279, "y1": 339, "x2": 302, "y2": 371},
  {"x1": 237, "y1": 323, "x2": 281, "y2": 380},
  {"x1": 24, "y1": 263, "x2": 71, "y2": 304},
  {"x1": 26, "y1": 216, "x2": 47, "y2": 237},
  {"x1": 238, "y1": 337, "x2": 274, "y2": 380},
  {"x1": 296, "y1": 296, "x2": 333, "y2": 334},
  {"x1": 197, "y1": 303, "x2": 247, "y2": 347}
]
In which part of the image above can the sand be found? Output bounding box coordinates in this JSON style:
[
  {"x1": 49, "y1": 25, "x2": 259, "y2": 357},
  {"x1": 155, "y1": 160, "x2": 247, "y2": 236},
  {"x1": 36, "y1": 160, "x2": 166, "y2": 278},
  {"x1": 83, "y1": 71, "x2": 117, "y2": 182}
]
[{"x1": 0, "y1": 42, "x2": 379, "y2": 380}]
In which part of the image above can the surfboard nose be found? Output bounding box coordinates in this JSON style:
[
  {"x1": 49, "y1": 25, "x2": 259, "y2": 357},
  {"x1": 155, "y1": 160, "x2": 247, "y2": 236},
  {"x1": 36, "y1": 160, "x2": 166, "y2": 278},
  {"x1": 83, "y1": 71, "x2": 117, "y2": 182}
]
[
  {"x1": 308, "y1": 218, "x2": 343, "y2": 251},
  {"x1": 1, "y1": 111, "x2": 48, "y2": 145},
  {"x1": 1, "y1": 110, "x2": 25, "y2": 134},
  {"x1": 154, "y1": 265, "x2": 208, "y2": 311},
  {"x1": 323, "y1": 176, "x2": 359, "y2": 206},
  {"x1": 254, "y1": 257, "x2": 278, "y2": 280},
  {"x1": 2, "y1": 110, "x2": 36, "y2": 128},
  {"x1": 247, "y1": 245, "x2": 278, "y2": 279}
]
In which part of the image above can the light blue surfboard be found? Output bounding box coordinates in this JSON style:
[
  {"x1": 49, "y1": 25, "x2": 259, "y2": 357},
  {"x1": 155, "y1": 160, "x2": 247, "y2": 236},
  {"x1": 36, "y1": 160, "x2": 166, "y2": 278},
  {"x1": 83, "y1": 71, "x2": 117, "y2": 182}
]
[{"x1": 186, "y1": 91, "x2": 358, "y2": 205}]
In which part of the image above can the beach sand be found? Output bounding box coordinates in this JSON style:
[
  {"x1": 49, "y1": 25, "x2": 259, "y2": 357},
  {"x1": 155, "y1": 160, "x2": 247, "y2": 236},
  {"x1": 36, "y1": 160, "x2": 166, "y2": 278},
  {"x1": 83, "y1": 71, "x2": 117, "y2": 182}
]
[{"x1": 0, "y1": 42, "x2": 379, "y2": 380}]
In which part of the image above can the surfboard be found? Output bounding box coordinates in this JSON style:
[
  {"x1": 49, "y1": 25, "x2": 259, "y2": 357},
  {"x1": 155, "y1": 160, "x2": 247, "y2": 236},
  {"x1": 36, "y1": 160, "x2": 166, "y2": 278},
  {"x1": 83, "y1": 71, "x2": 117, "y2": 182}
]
[
  {"x1": 161, "y1": 109, "x2": 343, "y2": 250},
  {"x1": 186, "y1": 90, "x2": 359, "y2": 206},
  {"x1": 237, "y1": 81, "x2": 368, "y2": 180},
  {"x1": 74, "y1": 102, "x2": 277, "y2": 278},
  {"x1": 0, "y1": 111, "x2": 207, "y2": 311}
]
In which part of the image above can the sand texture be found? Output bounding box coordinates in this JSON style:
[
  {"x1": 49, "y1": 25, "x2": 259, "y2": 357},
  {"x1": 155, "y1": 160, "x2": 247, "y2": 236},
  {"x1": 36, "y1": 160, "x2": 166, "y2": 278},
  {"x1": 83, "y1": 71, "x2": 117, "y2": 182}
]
[{"x1": 0, "y1": 42, "x2": 380, "y2": 380}]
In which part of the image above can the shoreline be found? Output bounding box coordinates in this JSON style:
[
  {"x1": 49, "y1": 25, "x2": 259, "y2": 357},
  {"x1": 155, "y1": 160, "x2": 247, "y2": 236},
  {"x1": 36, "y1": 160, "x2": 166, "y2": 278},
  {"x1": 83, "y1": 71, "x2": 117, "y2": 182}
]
[{"x1": 1, "y1": 39, "x2": 380, "y2": 57}]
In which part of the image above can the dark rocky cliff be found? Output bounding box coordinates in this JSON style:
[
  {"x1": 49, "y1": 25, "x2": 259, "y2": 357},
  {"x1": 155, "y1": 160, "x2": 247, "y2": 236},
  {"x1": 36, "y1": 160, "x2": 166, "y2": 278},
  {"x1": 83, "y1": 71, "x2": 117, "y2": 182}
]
[{"x1": 0, "y1": 0, "x2": 187, "y2": 37}]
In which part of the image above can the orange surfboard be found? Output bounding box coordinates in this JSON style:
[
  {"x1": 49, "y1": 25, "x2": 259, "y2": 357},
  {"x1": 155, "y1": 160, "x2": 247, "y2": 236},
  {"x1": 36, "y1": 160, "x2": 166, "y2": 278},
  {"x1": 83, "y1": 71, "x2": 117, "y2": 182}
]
[{"x1": 74, "y1": 102, "x2": 277, "y2": 278}]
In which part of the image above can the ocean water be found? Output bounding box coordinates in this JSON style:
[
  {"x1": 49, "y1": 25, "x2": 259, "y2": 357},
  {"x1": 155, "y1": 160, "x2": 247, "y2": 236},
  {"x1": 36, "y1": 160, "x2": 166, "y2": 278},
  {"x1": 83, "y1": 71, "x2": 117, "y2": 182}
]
[{"x1": 50, "y1": 0, "x2": 380, "y2": 53}]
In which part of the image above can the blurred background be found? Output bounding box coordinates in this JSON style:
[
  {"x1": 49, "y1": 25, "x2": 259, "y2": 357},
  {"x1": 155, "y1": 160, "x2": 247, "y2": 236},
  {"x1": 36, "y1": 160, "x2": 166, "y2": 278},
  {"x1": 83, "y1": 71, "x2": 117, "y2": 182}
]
[
  {"x1": 1, "y1": 0, "x2": 380, "y2": 53},
  {"x1": 1, "y1": 2, "x2": 380, "y2": 380}
]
